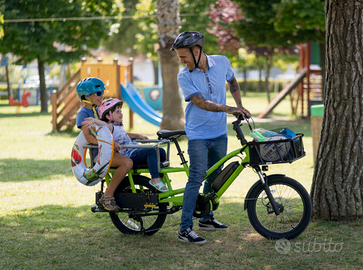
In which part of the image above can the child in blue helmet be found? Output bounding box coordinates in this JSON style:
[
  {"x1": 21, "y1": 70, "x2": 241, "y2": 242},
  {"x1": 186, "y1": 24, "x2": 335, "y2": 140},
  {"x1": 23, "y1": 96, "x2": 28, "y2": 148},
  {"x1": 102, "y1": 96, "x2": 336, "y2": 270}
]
[{"x1": 76, "y1": 77, "x2": 133, "y2": 211}]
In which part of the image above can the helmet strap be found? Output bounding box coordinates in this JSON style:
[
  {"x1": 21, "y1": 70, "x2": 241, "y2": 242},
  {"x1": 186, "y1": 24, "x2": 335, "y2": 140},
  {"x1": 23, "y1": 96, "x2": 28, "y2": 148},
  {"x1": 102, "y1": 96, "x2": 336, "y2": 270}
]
[
  {"x1": 189, "y1": 47, "x2": 202, "y2": 73},
  {"x1": 83, "y1": 100, "x2": 99, "y2": 119}
]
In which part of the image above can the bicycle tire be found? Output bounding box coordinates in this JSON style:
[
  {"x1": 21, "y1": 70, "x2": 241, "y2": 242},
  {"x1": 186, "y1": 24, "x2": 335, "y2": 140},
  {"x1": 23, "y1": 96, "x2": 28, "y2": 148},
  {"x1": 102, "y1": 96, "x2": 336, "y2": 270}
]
[
  {"x1": 246, "y1": 175, "x2": 312, "y2": 240},
  {"x1": 109, "y1": 175, "x2": 167, "y2": 236}
]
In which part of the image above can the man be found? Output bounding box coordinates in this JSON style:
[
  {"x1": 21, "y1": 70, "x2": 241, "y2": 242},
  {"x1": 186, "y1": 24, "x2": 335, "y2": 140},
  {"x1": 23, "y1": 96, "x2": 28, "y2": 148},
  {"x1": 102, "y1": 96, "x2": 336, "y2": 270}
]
[{"x1": 171, "y1": 31, "x2": 251, "y2": 244}]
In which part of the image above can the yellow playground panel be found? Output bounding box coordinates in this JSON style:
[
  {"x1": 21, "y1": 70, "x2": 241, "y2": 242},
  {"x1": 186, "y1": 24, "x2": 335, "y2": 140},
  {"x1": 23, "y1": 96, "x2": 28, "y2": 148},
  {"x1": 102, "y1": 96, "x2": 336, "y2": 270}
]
[
  {"x1": 80, "y1": 59, "x2": 132, "y2": 99},
  {"x1": 51, "y1": 58, "x2": 134, "y2": 132}
]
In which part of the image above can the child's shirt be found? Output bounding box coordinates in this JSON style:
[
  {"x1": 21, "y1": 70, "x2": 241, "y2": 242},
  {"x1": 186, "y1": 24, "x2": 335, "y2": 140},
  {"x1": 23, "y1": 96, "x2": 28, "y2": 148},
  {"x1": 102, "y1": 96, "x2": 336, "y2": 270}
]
[
  {"x1": 76, "y1": 107, "x2": 99, "y2": 129},
  {"x1": 112, "y1": 125, "x2": 138, "y2": 158},
  {"x1": 76, "y1": 107, "x2": 99, "y2": 158}
]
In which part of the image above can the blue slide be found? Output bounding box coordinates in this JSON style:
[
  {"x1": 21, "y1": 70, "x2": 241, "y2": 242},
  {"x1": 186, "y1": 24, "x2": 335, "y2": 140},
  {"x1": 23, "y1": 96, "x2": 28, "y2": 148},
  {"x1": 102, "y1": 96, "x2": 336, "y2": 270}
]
[{"x1": 121, "y1": 82, "x2": 162, "y2": 126}]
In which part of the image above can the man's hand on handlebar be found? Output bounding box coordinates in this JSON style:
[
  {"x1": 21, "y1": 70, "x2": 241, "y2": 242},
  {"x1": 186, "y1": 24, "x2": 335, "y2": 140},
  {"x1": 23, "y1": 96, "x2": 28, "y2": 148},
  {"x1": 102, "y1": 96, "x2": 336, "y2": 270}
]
[{"x1": 231, "y1": 106, "x2": 251, "y2": 120}]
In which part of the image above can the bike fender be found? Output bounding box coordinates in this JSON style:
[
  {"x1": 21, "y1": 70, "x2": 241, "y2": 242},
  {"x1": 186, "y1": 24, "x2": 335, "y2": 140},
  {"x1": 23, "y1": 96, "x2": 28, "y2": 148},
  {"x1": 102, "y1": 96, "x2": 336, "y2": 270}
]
[{"x1": 244, "y1": 174, "x2": 286, "y2": 210}]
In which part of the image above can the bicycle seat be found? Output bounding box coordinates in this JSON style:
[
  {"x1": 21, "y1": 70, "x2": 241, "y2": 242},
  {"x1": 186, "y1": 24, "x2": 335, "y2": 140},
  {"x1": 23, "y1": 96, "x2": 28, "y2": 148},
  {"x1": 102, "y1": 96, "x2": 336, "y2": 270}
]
[{"x1": 157, "y1": 130, "x2": 186, "y2": 139}]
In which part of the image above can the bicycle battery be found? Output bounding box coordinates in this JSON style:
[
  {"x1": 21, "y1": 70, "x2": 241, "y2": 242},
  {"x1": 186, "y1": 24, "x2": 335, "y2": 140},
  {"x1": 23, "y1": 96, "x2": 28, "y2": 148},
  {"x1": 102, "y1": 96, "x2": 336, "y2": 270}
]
[{"x1": 211, "y1": 161, "x2": 239, "y2": 192}]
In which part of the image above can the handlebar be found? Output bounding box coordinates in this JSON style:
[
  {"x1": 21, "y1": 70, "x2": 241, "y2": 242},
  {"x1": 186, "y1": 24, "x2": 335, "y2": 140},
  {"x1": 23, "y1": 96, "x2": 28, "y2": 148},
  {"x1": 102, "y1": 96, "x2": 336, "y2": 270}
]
[{"x1": 232, "y1": 114, "x2": 248, "y2": 145}]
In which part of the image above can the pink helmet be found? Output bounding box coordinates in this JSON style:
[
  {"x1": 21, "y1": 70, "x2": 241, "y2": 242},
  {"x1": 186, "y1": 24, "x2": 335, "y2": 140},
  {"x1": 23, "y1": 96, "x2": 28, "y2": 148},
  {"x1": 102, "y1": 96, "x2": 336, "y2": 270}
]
[{"x1": 98, "y1": 98, "x2": 123, "y2": 122}]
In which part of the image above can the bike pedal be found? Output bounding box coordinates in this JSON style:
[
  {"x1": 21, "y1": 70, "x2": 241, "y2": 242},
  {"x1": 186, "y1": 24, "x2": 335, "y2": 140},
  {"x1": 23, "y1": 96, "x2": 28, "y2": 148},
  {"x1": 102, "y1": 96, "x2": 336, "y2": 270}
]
[
  {"x1": 95, "y1": 191, "x2": 104, "y2": 205},
  {"x1": 91, "y1": 205, "x2": 108, "y2": 212}
]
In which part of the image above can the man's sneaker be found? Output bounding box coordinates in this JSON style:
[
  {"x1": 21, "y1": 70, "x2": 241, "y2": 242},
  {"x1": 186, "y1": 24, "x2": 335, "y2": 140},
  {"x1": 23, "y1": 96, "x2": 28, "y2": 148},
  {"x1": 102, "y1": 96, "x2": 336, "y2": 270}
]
[
  {"x1": 178, "y1": 227, "x2": 206, "y2": 244},
  {"x1": 198, "y1": 217, "x2": 229, "y2": 231}
]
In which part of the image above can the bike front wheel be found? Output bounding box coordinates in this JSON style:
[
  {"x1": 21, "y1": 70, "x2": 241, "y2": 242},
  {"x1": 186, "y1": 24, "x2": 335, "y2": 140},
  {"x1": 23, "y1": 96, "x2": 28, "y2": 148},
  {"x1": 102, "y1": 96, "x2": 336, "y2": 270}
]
[
  {"x1": 246, "y1": 175, "x2": 312, "y2": 240},
  {"x1": 109, "y1": 175, "x2": 167, "y2": 236}
]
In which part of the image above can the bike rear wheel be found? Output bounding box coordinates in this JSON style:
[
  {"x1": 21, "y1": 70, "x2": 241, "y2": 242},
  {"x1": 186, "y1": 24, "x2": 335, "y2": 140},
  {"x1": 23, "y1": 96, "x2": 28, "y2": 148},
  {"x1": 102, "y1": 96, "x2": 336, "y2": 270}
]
[
  {"x1": 109, "y1": 175, "x2": 167, "y2": 236},
  {"x1": 246, "y1": 175, "x2": 312, "y2": 240}
]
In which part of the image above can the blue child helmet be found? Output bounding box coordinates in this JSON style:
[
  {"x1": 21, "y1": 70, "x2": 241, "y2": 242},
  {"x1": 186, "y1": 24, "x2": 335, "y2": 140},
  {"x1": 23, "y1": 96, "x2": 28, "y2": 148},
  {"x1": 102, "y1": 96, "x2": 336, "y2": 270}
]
[{"x1": 76, "y1": 77, "x2": 106, "y2": 102}]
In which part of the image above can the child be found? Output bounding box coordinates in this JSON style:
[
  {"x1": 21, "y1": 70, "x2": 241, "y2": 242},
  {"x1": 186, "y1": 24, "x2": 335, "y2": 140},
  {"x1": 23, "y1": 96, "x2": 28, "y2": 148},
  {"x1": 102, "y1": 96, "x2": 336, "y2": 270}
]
[
  {"x1": 76, "y1": 78, "x2": 133, "y2": 211},
  {"x1": 82, "y1": 98, "x2": 168, "y2": 192}
]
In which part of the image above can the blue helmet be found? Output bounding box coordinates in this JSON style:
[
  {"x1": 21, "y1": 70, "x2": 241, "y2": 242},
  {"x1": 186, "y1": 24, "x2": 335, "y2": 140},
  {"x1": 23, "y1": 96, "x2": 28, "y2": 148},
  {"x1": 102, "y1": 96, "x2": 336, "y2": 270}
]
[{"x1": 76, "y1": 77, "x2": 106, "y2": 102}]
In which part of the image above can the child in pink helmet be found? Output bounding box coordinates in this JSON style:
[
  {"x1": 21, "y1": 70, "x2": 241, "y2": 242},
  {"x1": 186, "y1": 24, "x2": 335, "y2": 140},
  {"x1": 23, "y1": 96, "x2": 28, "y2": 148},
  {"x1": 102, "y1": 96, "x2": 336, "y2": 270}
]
[{"x1": 82, "y1": 98, "x2": 168, "y2": 195}]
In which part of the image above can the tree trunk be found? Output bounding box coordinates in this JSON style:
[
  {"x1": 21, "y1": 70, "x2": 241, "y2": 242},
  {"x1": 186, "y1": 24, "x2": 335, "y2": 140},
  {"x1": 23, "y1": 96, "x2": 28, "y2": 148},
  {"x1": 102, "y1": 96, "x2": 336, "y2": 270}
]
[
  {"x1": 5, "y1": 60, "x2": 10, "y2": 98},
  {"x1": 156, "y1": 0, "x2": 185, "y2": 130},
  {"x1": 310, "y1": 0, "x2": 363, "y2": 221},
  {"x1": 153, "y1": 60, "x2": 159, "y2": 85},
  {"x1": 319, "y1": 42, "x2": 326, "y2": 101},
  {"x1": 243, "y1": 67, "x2": 247, "y2": 96},
  {"x1": 258, "y1": 66, "x2": 263, "y2": 92},
  {"x1": 265, "y1": 56, "x2": 272, "y2": 103},
  {"x1": 38, "y1": 58, "x2": 48, "y2": 113}
]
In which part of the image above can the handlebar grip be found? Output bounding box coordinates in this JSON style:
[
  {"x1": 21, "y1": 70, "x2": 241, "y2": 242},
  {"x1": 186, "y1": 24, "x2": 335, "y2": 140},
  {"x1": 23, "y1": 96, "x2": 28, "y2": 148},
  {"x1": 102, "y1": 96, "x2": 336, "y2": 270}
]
[{"x1": 232, "y1": 113, "x2": 246, "y2": 122}]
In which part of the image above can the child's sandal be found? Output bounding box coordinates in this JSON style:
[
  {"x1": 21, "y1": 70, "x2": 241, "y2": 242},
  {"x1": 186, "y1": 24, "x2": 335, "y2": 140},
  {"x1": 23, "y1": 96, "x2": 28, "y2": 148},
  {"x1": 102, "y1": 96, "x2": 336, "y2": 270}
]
[
  {"x1": 99, "y1": 195, "x2": 121, "y2": 211},
  {"x1": 149, "y1": 180, "x2": 169, "y2": 192}
]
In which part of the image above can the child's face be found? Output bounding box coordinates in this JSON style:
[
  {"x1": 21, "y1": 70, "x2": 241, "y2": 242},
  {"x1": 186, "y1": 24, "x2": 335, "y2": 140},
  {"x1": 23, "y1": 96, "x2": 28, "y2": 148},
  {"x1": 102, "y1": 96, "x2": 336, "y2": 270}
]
[
  {"x1": 111, "y1": 106, "x2": 123, "y2": 124},
  {"x1": 87, "y1": 91, "x2": 104, "y2": 107}
]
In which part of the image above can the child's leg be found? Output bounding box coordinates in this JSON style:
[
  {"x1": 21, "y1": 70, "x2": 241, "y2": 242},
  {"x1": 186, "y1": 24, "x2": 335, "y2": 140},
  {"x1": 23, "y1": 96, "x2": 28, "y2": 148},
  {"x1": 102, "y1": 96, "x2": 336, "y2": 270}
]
[
  {"x1": 100, "y1": 153, "x2": 133, "y2": 211},
  {"x1": 129, "y1": 148, "x2": 168, "y2": 191},
  {"x1": 104, "y1": 152, "x2": 133, "y2": 197},
  {"x1": 130, "y1": 148, "x2": 165, "y2": 179},
  {"x1": 147, "y1": 148, "x2": 166, "y2": 178}
]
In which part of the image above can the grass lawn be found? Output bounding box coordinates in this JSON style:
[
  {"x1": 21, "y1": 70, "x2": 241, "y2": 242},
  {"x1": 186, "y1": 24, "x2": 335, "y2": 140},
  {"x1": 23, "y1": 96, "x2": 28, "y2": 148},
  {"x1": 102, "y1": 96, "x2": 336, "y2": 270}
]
[{"x1": 0, "y1": 94, "x2": 362, "y2": 270}]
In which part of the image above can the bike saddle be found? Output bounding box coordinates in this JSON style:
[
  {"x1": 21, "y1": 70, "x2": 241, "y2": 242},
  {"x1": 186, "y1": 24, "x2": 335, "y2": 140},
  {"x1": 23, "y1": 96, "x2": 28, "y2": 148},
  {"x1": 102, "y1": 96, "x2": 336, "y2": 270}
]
[{"x1": 157, "y1": 130, "x2": 186, "y2": 139}]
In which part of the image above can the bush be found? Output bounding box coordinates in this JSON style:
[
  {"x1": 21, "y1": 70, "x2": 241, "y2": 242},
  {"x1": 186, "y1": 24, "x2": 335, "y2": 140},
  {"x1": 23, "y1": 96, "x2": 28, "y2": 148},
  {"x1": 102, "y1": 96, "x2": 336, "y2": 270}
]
[{"x1": 237, "y1": 78, "x2": 289, "y2": 93}]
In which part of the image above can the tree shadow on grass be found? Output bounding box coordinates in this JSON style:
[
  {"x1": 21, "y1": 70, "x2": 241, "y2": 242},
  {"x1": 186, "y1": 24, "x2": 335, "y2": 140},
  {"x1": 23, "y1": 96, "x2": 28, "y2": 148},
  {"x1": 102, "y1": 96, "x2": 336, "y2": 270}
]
[
  {"x1": 0, "y1": 111, "x2": 49, "y2": 118},
  {"x1": 4, "y1": 202, "x2": 340, "y2": 269},
  {"x1": 45, "y1": 129, "x2": 80, "y2": 138},
  {"x1": 0, "y1": 158, "x2": 74, "y2": 182},
  {"x1": 0, "y1": 202, "x2": 271, "y2": 270}
]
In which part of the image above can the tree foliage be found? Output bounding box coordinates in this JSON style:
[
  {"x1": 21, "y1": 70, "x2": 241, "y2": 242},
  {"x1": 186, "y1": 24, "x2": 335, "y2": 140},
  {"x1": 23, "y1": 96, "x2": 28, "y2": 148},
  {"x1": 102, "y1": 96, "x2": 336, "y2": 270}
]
[
  {"x1": 273, "y1": 0, "x2": 325, "y2": 44},
  {"x1": 0, "y1": 0, "x2": 123, "y2": 112},
  {"x1": 0, "y1": 0, "x2": 4, "y2": 39},
  {"x1": 102, "y1": 0, "x2": 142, "y2": 57},
  {"x1": 129, "y1": 0, "x2": 220, "y2": 60},
  {"x1": 0, "y1": 17, "x2": 3, "y2": 39},
  {"x1": 207, "y1": 0, "x2": 242, "y2": 55},
  {"x1": 178, "y1": 0, "x2": 220, "y2": 54},
  {"x1": 233, "y1": 0, "x2": 291, "y2": 47},
  {"x1": 207, "y1": 0, "x2": 323, "y2": 100}
]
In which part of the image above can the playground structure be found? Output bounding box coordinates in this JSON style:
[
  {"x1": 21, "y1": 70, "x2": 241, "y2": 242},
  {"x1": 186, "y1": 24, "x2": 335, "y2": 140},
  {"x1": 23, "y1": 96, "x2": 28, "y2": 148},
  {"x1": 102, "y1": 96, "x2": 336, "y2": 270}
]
[
  {"x1": 257, "y1": 43, "x2": 322, "y2": 118},
  {"x1": 51, "y1": 58, "x2": 130, "y2": 132},
  {"x1": 121, "y1": 82, "x2": 162, "y2": 126},
  {"x1": 51, "y1": 58, "x2": 162, "y2": 132},
  {"x1": 8, "y1": 90, "x2": 31, "y2": 115}
]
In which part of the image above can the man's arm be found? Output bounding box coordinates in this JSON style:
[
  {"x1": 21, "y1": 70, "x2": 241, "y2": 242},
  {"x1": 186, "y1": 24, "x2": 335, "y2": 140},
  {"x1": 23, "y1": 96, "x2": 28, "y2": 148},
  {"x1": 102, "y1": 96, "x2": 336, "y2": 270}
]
[
  {"x1": 190, "y1": 94, "x2": 238, "y2": 114},
  {"x1": 189, "y1": 77, "x2": 251, "y2": 118},
  {"x1": 228, "y1": 76, "x2": 251, "y2": 118}
]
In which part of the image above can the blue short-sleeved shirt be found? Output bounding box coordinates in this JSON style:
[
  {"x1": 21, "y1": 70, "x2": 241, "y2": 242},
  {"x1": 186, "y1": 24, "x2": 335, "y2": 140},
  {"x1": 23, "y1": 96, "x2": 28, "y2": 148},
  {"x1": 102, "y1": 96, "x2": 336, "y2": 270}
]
[
  {"x1": 178, "y1": 54, "x2": 234, "y2": 140},
  {"x1": 76, "y1": 107, "x2": 98, "y2": 129},
  {"x1": 76, "y1": 107, "x2": 99, "y2": 158}
]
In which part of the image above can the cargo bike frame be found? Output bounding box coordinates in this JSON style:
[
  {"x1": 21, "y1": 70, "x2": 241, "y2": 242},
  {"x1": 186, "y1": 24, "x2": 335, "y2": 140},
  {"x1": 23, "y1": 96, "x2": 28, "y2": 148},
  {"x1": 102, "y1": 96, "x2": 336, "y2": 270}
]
[{"x1": 90, "y1": 115, "x2": 312, "y2": 240}]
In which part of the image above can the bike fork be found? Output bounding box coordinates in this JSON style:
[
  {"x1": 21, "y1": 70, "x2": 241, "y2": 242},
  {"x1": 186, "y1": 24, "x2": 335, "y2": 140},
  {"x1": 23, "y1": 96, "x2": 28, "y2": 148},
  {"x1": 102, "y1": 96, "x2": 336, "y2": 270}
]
[{"x1": 256, "y1": 167, "x2": 281, "y2": 216}]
